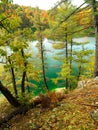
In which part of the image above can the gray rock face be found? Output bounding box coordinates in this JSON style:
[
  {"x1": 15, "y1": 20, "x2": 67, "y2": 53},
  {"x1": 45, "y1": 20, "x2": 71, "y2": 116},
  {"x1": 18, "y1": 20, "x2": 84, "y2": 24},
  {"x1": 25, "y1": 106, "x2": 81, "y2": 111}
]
[
  {"x1": 77, "y1": 77, "x2": 98, "y2": 89},
  {"x1": 94, "y1": 76, "x2": 98, "y2": 83},
  {"x1": 90, "y1": 109, "x2": 98, "y2": 122},
  {"x1": 77, "y1": 80, "x2": 86, "y2": 88}
]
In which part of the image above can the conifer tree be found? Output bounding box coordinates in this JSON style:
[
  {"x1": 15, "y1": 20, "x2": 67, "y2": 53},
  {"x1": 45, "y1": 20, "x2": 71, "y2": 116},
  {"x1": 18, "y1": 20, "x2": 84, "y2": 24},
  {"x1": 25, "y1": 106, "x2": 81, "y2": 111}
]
[
  {"x1": 49, "y1": 1, "x2": 78, "y2": 89},
  {"x1": 49, "y1": 0, "x2": 94, "y2": 89},
  {"x1": 33, "y1": 7, "x2": 49, "y2": 91}
]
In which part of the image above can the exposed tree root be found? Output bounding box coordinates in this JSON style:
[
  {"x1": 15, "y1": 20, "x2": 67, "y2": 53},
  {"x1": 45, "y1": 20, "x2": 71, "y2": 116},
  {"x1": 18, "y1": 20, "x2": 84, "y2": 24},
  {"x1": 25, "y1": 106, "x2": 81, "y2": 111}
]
[
  {"x1": 0, "y1": 81, "x2": 20, "y2": 107},
  {"x1": 0, "y1": 99, "x2": 41, "y2": 127}
]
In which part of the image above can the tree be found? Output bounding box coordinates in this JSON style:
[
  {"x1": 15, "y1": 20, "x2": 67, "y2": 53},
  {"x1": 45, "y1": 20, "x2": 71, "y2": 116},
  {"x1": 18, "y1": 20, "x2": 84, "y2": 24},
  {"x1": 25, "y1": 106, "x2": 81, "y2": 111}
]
[
  {"x1": 91, "y1": 0, "x2": 98, "y2": 76},
  {"x1": 73, "y1": 41, "x2": 94, "y2": 79},
  {"x1": 49, "y1": 0, "x2": 95, "y2": 89},
  {"x1": 8, "y1": 56, "x2": 17, "y2": 97},
  {"x1": 49, "y1": 1, "x2": 79, "y2": 89},
  {"x1": 0, "y1": 2, "x2": 38, "y2": 105},
  {"x1": 33, "y1": 7, "x2": 49, "y2": 91},
  {"x1": 0, "y1": 81, "x2": 20, "y2": 107}
]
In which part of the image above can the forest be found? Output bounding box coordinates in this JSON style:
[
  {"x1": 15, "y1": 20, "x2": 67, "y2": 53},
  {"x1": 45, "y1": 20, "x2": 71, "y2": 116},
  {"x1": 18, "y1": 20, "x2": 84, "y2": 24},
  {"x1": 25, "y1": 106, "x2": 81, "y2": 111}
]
[{"x1": 0, "y1": 0, "x2": 98, "y2": 129}]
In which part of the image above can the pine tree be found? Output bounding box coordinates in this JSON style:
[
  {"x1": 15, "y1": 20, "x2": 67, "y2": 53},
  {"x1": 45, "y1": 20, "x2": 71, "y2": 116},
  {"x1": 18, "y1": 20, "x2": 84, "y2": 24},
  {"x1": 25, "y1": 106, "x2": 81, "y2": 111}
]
[{"x1": 33, "y1": 7, "x2": 49, "y2": 91}]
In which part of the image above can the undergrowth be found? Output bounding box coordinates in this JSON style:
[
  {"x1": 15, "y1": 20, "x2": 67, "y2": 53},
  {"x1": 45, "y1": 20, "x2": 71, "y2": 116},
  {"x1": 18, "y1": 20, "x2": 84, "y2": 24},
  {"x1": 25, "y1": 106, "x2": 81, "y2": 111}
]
[{"x1": 0, "y1": 86, "x2": 98, "y2": 130}]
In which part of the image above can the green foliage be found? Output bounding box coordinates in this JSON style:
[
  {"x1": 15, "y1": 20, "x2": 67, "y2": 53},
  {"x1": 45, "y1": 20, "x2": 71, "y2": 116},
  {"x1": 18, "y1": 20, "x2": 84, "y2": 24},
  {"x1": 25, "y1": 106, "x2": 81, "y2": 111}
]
[
  {"x1": 0, "y1": 3, "x2": 43, "y2": 100},
  {"x1": 0, "y1": 0, "x2": 13, "y2": 4},
  {"x1": 0, "y1": 49, "x2": 7, "y2": 56},
  {"x1": 83, "y1": 56, "x2": 95, "y2": 78},
  {"x1": 0, "y1": 1, "x2": 98, "y2": 129},
  {"x1": 52, "y1": 43, "x2": 65, "y2": 49},
  {"x1": 0, "y1": 0, "x2": 96, "y2": 107},
  {"x1": 60, "y1": 60, "x2": 71, "y2": 78},
  {"x1": 17, "y1": 92, "x2": 34, "y2": 105}
]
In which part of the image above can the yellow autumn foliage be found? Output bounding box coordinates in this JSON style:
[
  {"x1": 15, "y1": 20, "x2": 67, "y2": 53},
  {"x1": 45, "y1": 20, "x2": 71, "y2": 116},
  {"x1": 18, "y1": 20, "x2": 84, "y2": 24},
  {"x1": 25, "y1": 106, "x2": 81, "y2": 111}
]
[{"x1": 52, "y1": 43, "x2": 65, "y2": 49}]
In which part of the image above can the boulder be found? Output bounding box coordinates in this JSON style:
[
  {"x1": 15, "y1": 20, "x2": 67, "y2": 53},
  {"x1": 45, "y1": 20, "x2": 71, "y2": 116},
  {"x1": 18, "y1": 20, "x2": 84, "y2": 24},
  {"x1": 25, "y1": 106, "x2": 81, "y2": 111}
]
[
  {"x1": 77, "y1": 80, "x2": 86, "y2": 88},
  {"x1": 77, "y1": 77, "x2": 98, "y2": 89},
  {"x1": 90, "y1": 109, "x2": 98, "y2": 122},
  {"x1": 54, "y1": 88, "x2": 66, "y2": 95}
]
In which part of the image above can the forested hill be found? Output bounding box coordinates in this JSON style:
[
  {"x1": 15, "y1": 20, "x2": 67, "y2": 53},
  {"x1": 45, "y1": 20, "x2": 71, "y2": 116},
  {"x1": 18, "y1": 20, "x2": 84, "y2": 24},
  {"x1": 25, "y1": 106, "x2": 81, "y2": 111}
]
[
  {"x1": 0, "y1": 3, "x2": 49, "y2": 32},
  {"x1": 0, "y1": 2, "x2": 95, "y2": 36}
]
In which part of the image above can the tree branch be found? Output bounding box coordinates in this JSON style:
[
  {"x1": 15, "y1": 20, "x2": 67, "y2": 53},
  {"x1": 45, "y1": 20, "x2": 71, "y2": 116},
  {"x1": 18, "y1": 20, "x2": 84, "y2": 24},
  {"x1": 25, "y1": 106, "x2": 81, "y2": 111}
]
[
  {"x1": 0, "y1": 99, "x2": 42, "y2": 127},
  {"x1": 50, "y1": 0, "x2": 68, "y2": 13},
  {"x1": 0, "y1": 16, "x2": 11, "y2": 23},
  {"x1": 0, "y1": 22, "x2": 10, "y2": 33},
  {"x1": 53, "y1": 2, "x2": 87, "y2": 31},
  {"x1": 0, "y1": 16, "x2": 11, "y2": 33},
  {"x1": 0, "y1": 81, "x2": 20, "y2": 107},
  {"x1": 81, "y1": 103, "x2": 98, "y2": 107}
]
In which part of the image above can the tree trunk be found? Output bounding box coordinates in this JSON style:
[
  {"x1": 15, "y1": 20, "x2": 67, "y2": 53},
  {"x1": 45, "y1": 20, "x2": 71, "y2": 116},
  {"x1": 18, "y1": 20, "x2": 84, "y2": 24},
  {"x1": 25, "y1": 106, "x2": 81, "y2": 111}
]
[
  {"x1": 34, "y1": 8, "x2": 49, "y2": 91},
  {"x1": 21, "y1": 71, "x2": 26, "y2": 94},
  {"x1": 65, "y1": 32, "x2": 69, "y2": 89},
  {"x1": 40, "y1": 39, "x2": 49, "y2": 91},
  {"x1": 26, "y1": 74, "x2": 30, "y2": 93},
  {"x1": 77, "y1": 65, "x2": 82, "y2": 80},
  {"x1": 0, "y1": 81, "x2": 20, "y2": 107},
  {"x1": 92, "y1": 0, "x2": 98, "y2": 76},
  {"x1": 65, "y1": 78, "x2": 69, "y2": 88},
  {"x1": 8, "y1": 57, "x2": 18, "y2": 97},
  {"x1": 21, "y1": 49, "x2": 26, "y2": 94},
  {"x1": 70, "y1": 38, "x2": 73, "y2": 69},
  {"x1": 0, "y1": 99, "x2": 42, "y2": 127}
]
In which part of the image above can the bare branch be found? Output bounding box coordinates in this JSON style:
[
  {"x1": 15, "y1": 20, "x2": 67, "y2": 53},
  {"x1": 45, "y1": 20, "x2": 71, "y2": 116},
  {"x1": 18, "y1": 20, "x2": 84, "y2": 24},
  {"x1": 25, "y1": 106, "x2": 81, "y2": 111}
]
[
  {"x1": 0, "y1": 22, "x2": 10, "y2": 33},
  {"x1": 60, "y1": 2, "x2": 86, "y2": 22},
  {"x1": 0, "y1": 15, "x2": 11, "y2": 23},
  {"x1": 81, "y1": 103, "x2": 98, "y2": 107},
  {"x1": 68, "y1": 25, "x2": 93, "y2": 35},
  {"x1": 49, "y1": 0, "x2": 68, "y2": 13},
  {"x1": 52, "y1": 2, "x2": 87, "y2": 31}
]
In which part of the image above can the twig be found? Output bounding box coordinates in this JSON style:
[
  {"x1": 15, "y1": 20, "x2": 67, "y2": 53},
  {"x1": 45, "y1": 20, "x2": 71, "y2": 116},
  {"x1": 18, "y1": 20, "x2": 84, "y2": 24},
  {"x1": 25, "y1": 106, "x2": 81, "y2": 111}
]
[{"x1": 81, "y1": 103, "x2": 98, "y2": 107}]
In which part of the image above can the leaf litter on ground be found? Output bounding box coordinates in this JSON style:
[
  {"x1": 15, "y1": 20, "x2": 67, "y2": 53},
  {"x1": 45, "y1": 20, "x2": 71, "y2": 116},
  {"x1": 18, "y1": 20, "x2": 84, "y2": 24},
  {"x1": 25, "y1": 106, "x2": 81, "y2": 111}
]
[{"x1": 0, "y1": 84, "x2": 98, "y2": 130}]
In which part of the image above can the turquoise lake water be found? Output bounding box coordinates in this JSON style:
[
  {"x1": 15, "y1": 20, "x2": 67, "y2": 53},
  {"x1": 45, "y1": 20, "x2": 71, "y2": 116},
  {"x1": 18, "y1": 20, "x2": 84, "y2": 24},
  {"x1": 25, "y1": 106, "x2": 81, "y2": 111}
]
[
  {"x1": 30, "y1": 37, "x2": 95, "y2": 94},
  {"x1": 0, "y1": 37, "x2": 96, "y2": 96}
]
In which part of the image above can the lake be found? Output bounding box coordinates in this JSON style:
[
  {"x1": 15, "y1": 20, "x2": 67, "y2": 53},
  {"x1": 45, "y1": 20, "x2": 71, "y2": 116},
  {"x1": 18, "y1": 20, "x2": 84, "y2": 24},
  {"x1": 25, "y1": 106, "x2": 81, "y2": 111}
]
[
  {"x1": 0, "y1": 37, "x2": 96, "y2": 96},
  {"x1": 30, "y1": 37, "x2": 95, "y2": 94}
]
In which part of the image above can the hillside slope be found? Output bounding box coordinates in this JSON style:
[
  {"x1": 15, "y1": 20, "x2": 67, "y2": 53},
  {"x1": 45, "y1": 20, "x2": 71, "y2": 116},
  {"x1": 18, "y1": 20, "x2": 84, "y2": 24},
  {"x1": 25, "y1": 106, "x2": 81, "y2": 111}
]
[{"x1": 0, "y1": 79, "x2": 98, "y2": 130}]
